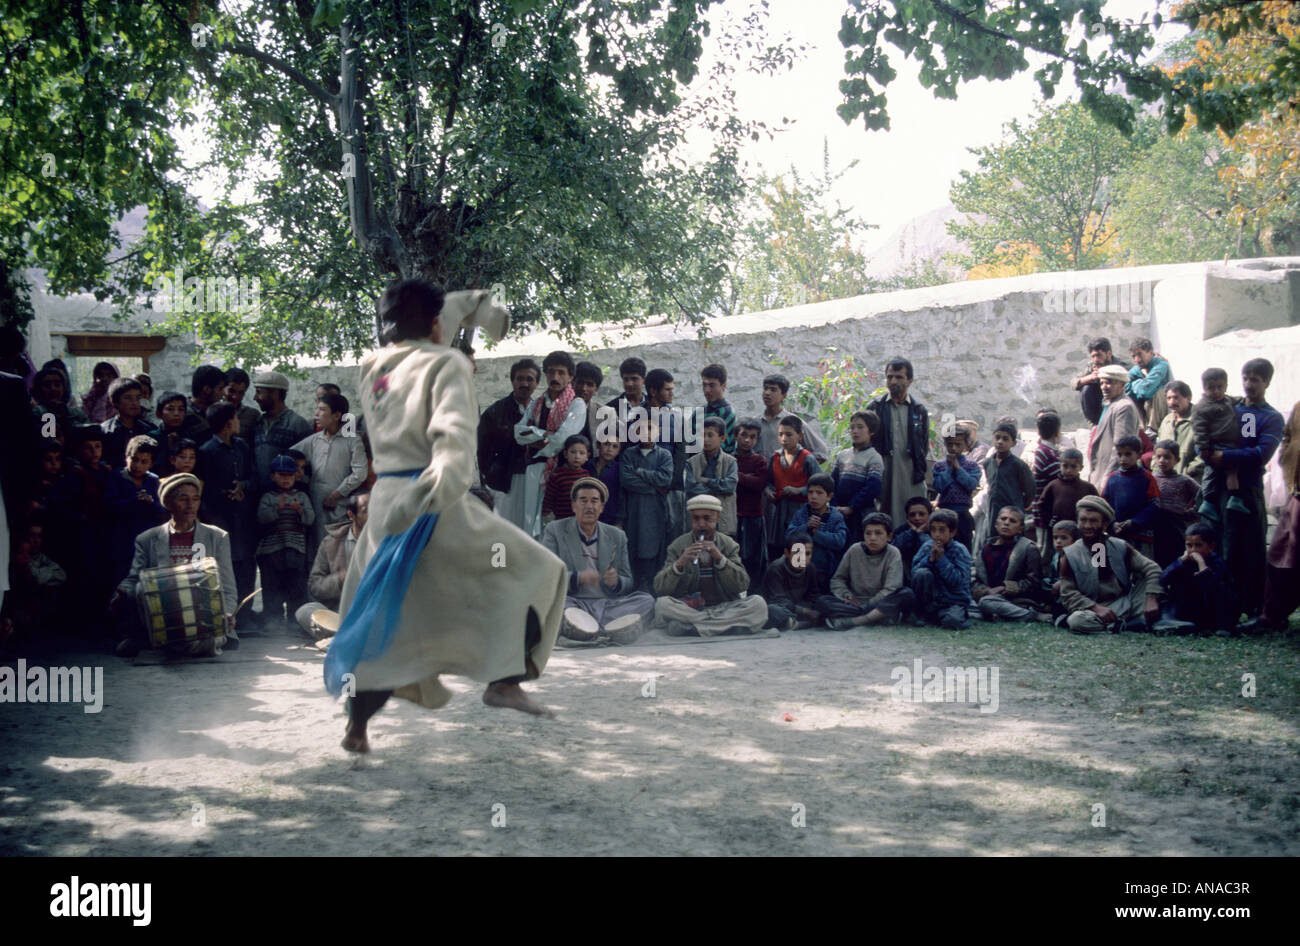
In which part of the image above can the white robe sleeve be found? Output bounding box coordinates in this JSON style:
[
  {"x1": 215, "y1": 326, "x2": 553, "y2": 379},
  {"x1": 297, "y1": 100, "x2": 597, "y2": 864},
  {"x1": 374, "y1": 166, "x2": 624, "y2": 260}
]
[{"x1": 382, "y1": 355, "x2": 479, "y2": 534}]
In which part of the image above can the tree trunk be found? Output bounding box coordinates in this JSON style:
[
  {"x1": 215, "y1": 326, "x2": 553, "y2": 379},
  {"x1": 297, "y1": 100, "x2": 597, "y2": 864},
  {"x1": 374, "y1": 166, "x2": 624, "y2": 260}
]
[{"x1": 338, "y1": 18, "x2": 411, "y2": 281}]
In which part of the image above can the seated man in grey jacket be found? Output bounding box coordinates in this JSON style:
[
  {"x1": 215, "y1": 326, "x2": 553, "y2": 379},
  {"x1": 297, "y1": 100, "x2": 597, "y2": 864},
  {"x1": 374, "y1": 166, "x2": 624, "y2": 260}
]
[
  {"x1": 110, "y1": 473, "x2": 238, "y2": 657},
  {"x1": 541, "y1": 477, "x2": 654, "y2": 644},
  {"x1": 295, "y1": 491, "x2": 369, "y2": 638},
  {"x1": 652, "y1": 494, "x2": 768, "y2": 637}
]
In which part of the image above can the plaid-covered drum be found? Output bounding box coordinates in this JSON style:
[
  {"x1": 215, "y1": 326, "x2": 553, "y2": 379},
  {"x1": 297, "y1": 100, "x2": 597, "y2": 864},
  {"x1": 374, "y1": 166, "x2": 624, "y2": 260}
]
[{"x1": 137, "y1": 558, "x2": 229, "y2": 649}]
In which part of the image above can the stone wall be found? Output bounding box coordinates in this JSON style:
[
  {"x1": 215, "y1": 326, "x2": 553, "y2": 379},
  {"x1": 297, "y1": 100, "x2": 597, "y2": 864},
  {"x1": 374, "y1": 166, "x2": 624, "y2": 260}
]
[
  {"x1": 30, "y1": 256, "x2": 1300, "y2": 445},
  {"x1": 464, "y1": 258, "x2": 1300, "y2": 442}
]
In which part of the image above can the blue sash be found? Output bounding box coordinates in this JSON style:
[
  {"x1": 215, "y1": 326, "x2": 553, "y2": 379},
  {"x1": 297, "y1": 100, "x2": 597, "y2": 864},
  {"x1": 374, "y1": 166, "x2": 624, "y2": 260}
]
[{"x1": 324, "y1": 470, "x2": 437, "y2": 696}]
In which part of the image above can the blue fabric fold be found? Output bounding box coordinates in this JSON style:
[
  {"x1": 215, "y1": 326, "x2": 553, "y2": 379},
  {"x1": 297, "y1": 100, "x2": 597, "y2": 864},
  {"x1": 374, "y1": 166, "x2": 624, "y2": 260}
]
[{"x1": 324, "y1": 470, "x2": 436, "y2": 696}]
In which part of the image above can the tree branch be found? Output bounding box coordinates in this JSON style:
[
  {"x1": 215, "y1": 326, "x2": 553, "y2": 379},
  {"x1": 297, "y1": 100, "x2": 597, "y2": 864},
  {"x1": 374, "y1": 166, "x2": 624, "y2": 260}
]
[{"x1": 225, "y1": 40, "x2": 338, "y2": 107}]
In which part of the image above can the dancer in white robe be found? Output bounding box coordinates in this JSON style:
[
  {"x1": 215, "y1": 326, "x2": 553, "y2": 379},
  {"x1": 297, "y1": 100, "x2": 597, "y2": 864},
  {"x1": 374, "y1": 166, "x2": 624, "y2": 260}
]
[{"x1": 327, "y1": 281, "x2": 567, "y2": 753}]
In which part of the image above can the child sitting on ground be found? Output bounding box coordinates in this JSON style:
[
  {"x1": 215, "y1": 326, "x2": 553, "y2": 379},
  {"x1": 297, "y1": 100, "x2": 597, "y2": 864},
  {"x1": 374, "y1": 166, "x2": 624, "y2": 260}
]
[
  {"x1": 733, "y1": 419, "x2": 769, "y2": 591},
  {"x1": 933, "y1": 429, "x2": 981, "y2": 550},
  {"x1": 1150, "y1": 439, "x2": 1201, "y2": 567},
  {"x1": 829, "y1": 410, "x2": 883, "y2": 541},
  {"x1": 6, "y1": 515, "x2": 70, "y2": 647},
  {"x1": 105, "y1": 434, "x2": 166, "y2": 587},
  {"x1": 685, "y1": 416, "x2": 739, "y2": 536},
  {"x1": 592, "y1": 438, "x2": 624, "y2": 527},
  {"x1": 1156, "y1": 522, "x2": 1237, "y2": 636},
  {"x1": 1103, "y1": 434, "x2": 1161, "y2": 558},
  {"x1": 765, "y1": 415, "x2": 820, "y2": 565},
  {"x1": 972, "y1": 505, "x2": 1050, "y2": 623},
  {"x1": 909, "y1": 508, "x2": 973, "y2": 629},
  {"x1": 763, "y1": 531, "x2": 820, "y2": 630},
  {"x1": 816, "y1": 512, "x2": 914, "y2": 628},
  {"x1": 1191, "y1": 366, "x2": 1247, "y2": 521},
  {"x1": 785, "y1": 473, "x2": 847, "y2": 594},
  {"x1": 892, "y1": 495, "x2": 932, "y2": 585},
  {"x1": 256, "y1": 454, "x2": 316, "y2": 628},
  {"x1": 543, "y1": 434, "x2": 593, "y2": 523},
  {"x1": 1042, "y1": 520, "x2": 1080, "y2": 623}
]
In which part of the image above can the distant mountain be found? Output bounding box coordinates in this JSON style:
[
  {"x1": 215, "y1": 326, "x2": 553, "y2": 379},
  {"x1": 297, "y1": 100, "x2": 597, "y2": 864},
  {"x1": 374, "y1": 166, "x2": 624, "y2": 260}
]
[{"x1": 864, "y1": 204, "x2": 969, "y2": 281}]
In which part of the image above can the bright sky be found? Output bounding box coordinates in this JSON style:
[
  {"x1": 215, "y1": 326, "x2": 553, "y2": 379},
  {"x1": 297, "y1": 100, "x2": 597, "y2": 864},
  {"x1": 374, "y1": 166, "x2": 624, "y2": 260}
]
[{"x1": 709, "y1": 0, "x2": 1182, "y2": 248}]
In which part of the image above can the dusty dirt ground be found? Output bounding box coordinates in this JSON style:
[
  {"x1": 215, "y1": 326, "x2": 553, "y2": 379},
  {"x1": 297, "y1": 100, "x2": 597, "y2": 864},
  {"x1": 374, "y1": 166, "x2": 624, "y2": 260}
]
[{"x1": 2, "y1": 620, "x2": 1297, "y2": 856}]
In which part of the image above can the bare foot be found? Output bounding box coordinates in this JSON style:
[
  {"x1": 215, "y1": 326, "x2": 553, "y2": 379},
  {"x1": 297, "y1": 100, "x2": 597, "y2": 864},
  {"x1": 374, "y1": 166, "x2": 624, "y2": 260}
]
[
  {"x1": 482, "y1": 681, "x2": 555, "y2": 718},
  {"x1": 341, "y1": 722, "x2": 370, "y2": 754}
]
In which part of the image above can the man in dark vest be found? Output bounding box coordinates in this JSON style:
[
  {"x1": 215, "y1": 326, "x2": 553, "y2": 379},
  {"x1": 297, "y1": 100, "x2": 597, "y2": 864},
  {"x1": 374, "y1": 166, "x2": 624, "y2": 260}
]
[
  {"x1": 867, "y1": 357, "x2": 931, "y2": 529},
  {"x1": 1058, "y1": 495, "x2": 1161, "y2": 634},
  {"x1": 478, "y1": 358, "x2": 539, "y2": 527}
]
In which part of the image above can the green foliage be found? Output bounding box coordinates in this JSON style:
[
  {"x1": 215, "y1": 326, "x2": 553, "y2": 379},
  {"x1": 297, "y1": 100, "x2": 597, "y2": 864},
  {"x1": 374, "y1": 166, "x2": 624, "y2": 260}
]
[
  {"x1": 0, "y1": 259, "x2": 35, "y2": 330},
  {"x1": 1110, "y1": 124, "x2": 1242, "y2": 264},
  {"x1": 947, "y1": 102, "x2": 1142, "y2": 272},
  {"x1": 0, "y1": 0, "x2": 198, "y2": 303},
  {"x1": 4, "y1": 0, "x2": 791, "y2": 367},
  {"x1": 835, "y1": 0, "x2": 1300, "y2": 139},
  {"x1": 727, "y1": 143, "x2": 875, "y2": 314},
  {"x1": 768, "y1": 348, "x2": 883, "y2": 453}
]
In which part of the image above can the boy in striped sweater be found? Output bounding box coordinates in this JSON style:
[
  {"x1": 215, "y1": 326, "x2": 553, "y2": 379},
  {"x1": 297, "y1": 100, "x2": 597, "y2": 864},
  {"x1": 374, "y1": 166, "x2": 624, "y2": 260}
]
[
  {"x1": 699, "y1": 363, "x2": 737, "y2": 454},
  {"x1": 543, "y1": 434, "x2": 593, "y2": 523},
  {"x1": 256, "y1": 454, "x2": 316, "y2": 628},
  {"x1": 1030, "y1": 409, "x2": 1065, "y2": 553}
]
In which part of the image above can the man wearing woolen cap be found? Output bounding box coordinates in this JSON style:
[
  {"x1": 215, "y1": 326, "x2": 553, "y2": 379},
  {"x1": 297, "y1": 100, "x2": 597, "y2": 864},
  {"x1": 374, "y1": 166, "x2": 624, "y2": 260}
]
[
  {"x1": 651, "y1": 494, "x2": 768, "y2": 637},
  {"x1": 110, "y1": 472, "x2": 240, "y2": 658},
  {"x1": 1056, "y1": 494, "x2": 1162, "y2": 635},
  {"x1": 251, "y1": 370, "x2": 313, "y2": 488},
  {"x1": 541, "y1": 476, "x2": 655, "y2": 644},
  {"x1": 1087, "y1": 363, "x2": 1141, "y2": 490}
]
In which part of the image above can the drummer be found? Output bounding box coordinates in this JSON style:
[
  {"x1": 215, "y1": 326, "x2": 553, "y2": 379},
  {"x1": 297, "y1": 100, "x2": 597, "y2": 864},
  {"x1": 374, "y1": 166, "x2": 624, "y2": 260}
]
[
  {"x1": 110, "y1": 473, "x2": 239, "y2": 658},
  {"x1": 540, "y1": 476, "x2": 655, "y2": 644}
]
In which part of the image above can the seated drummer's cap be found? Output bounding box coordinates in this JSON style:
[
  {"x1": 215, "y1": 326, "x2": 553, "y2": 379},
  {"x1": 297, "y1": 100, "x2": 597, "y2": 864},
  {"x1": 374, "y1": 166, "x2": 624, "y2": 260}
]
[
  {"x1": 1075, "y1": 495, "x2": 1115, "y2": 522},
  {"x1": 569, "y1": 476, "x2": 608, "y2": 504},
  {"x1": 686, "y1": 494, "x2": 723, "y2": 513},
  {"x1": 270, "y1": 454, "x2": 297, "y2": 473},
  {"x1": 252, "y1": 370, "x2": 290, "y2": 391},
  {"x1": 1096, "y1": 365, "x2": 1128, "y2": 382},
  {"x1": 159, "y1": 472, "x2": 203, "y2": 506}
]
